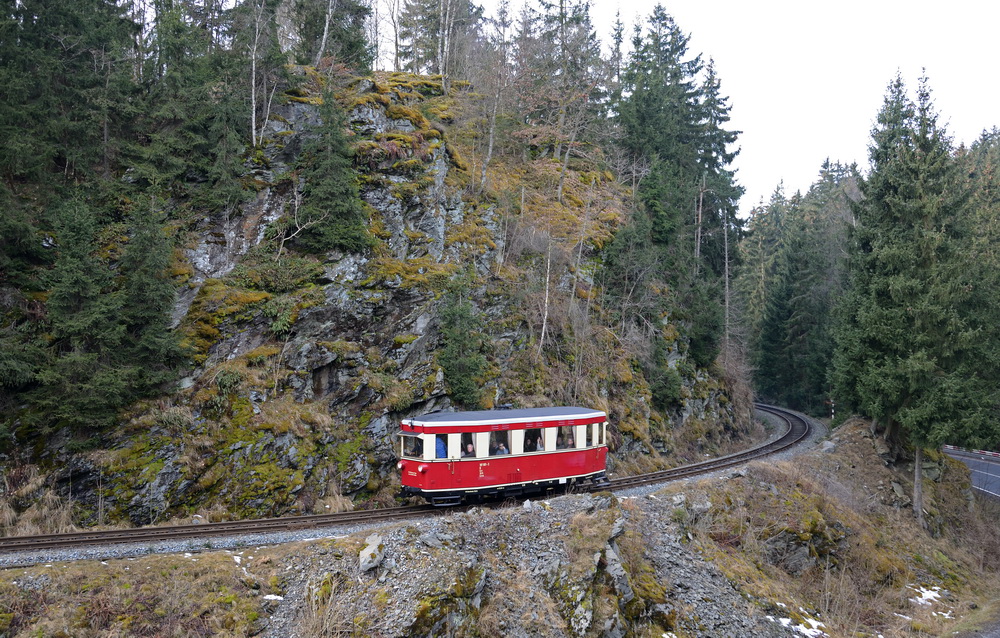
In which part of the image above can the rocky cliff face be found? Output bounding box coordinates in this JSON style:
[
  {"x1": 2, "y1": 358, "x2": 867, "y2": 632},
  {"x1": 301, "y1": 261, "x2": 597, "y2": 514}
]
[
  {"x1": 5, "y1": 419, "x2": 998, "y2": 638},
  {"x1": 262, "y1": 492, "x2": 790, "y2": 638},
  {"x1": 2, "y1": 70, "x2": 751, "y2": 530}
]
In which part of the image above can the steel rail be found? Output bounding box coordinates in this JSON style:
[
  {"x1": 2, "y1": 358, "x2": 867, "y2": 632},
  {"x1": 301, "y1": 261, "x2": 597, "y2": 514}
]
[
  {"x1": 0, "y1": 404, "x2": 811, "y2": 558},
  {"x1": 596, "y1": 403, "x2": 809, "y2": 492}
]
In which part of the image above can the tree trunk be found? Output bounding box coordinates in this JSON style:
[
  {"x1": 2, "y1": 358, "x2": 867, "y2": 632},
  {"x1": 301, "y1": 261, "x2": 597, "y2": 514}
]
[
  {"x1": 437, "y1": 0, "x2": 454, "y2": 92},
  {"x1": 480, "y1": 87, "x2": 499, "y2": 191},
  {"x1": 389, "y1": 0, "x2": 401, "y2": 71},
  {"x1": 249, "y1": 0, "x2": 263, "y2": 147},
  {"x1": 694, "y1": 173, "x2": 705, "y2": 275},
  {"x1": 480, "y1": 18, "x2": 508, "y2": 193},
  {"x1": 537, "y1": 240, "x2": 552, "y2": 358},
  {"x1": 556, "y1": 118, "x2": 578, "y2": 204},
  {"x1": 101, "y1": 51, "x2": 111, "y2": 179},
  {"x1": 723, "y1": 204, "x2": 730, "y2": 366},
  {"x1": 913, "y1": 446, "x2": 927, "y2": 530},
  {"x1": 313, "y1": 0, "x2": 338, "y2": 66}
]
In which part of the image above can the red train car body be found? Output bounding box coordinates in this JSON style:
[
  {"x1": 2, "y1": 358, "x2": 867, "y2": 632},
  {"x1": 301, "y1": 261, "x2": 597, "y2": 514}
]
[{"x1": 396, "y1": 406, "x2": 609, "y2": 506}]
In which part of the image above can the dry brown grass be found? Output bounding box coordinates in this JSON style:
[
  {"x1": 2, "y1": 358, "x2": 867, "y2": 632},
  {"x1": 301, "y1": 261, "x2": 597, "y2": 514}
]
[
  {"x1": 311, "y1": 479, "x2": 355, "y2": 514},
  {"x1": 563, "y1": 509, "x2": 614, "y2": 580},
  {"x1": 1, "y1": 488, "x2": 78, "y2": 537},
  {"x1": 0, "y1": 551, "x2": 274, "y2": 636},
  {"x1": 478, "y1": 567, "x2": 564, "y2": 636},
  {"x1": 297, "y1": 571, "x2": 362, "y2": 637},
  {"x1": 677, "y1": 420, "x2": 1000, "y2": 637}
]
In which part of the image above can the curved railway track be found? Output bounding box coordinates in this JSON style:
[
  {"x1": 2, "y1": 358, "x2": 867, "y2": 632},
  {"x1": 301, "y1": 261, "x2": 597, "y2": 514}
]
[
  {"x1": 600, "y1": 403, "x2": 810, "y2": 492},
  {"x1": 0, "y1": 403, "x2": 811, "y2": 560}
]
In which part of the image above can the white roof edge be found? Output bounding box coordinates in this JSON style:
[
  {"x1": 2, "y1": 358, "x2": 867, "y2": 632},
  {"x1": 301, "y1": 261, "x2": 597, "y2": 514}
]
[{"x1": 404, "y1": 410, "x2": 607, "y2": 427}]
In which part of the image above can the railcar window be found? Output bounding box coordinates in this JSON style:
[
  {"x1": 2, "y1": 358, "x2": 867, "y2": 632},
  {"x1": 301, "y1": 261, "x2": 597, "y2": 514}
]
[
  {"x1": 490, "y1": 432, "x2": 510, "y2": 455},
  {"x1": 435, "y1": 434, "x2": 448, "y2": 458},
  {"x1": 461, "y1": 433, "x2": 476, "y2": 457},
  {"x1": 401, "y1": 435, "x2": 423, "y2": 459},
  {"x1": 556, "y1": 426, "x2": 575, "y2": 449},
  {"x1": 585, "y1": 423, "x2": 594, "y2": 447},
  {"x1": 525, "y1": 428, "x2": 542, "y2": 452}
]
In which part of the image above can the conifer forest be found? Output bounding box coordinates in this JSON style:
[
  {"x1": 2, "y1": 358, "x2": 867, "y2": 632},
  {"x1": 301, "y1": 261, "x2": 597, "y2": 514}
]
[{"x1": 2, "y1": 0, "x2": 1000, "y2": 536}]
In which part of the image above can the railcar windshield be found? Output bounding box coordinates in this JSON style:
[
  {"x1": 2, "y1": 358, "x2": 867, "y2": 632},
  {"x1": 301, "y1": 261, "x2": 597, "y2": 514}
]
[{"x1": 400, "y1": 434, "x2": 423, "y2": 459}]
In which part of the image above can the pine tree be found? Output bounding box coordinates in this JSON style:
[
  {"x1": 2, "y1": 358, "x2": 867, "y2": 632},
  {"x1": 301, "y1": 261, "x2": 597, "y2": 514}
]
[
  {"x1": 117, "y1": 206, "x2": 185, "y2": 389},
  {"x1": 742, "y1": 163, "x2": 857, "y2": 414},
  {"x1": 294, "y1": 0, "x2": 373, "y2": 69},
  {"x1": 289, "y1": 94, "x2": 370, "y2": 254},
  {"x1": 609, "y1": 5, "x2": 742, "y2": 370},
  {"x1": 0, "y1": 0, "x2": 138, "y2": 182},
  {"x1": 833, "y1": 75, "x2": 1000, "y2": 527},
  {"x1": 30, "y1": 200, "x2": 129, "y2": 431},
  {"x1": 737, "y1": 186, "x2": 790, "y2": 348},
  {"x1": 130, "y1": 0, "x2": 250, "y2": 211},
  {"x1": 439, "y1": 292, "x2": 487, "y2": 408}
]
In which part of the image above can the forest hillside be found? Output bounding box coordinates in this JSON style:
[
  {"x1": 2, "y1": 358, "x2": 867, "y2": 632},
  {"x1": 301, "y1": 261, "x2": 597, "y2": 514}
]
[
  {"x1": 0, "y1": 1, "x2": 751, "y2": 529},
  {"x1": 4, "y1": 1, "x2": 1000, "y2": 636}
]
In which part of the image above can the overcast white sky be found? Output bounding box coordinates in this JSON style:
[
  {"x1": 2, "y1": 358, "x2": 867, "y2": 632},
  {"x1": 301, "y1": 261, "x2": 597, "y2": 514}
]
[{"x1": 463, "y1": 0, "x2": 1000, "y2": 216}]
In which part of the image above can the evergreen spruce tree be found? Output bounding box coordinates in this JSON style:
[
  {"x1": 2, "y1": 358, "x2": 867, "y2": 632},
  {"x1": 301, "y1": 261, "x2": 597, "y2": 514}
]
[
  {"x1": 130, "y1": 1, "x2": 248, "y2": 210},
  {"x1": 31, "y1": 200, "x2": 129, "y2": 431},
  {"x1": 607, "y1": 4, "x2": 742, "y2": 372},
  {"x1": 290, "y1": 93, "x2": 369, "y2": 254},
  {"x1": 439, "y1": 292, "x2": 487, "y2": 408},
  {"x1": 117, "y1": 206, "x2": 185, "y2": 390},
  {"x1": 743, "y1": 163, "x2": 857, "y2": 414},
  {"x1": 294, "y1": 0, "x2": 373, "y2": 68},
  {"x1": 737, "y1": 186, "x2": 790, "y2": 350},
  {"x1": 0, "y1": 0, "x2": 137, "y2": 182},
  {"x1": 832, "y1": 76, "x2": 1000, "y2": 527}
]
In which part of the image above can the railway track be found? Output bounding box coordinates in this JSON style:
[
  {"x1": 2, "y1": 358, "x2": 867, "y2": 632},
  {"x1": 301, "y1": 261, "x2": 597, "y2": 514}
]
[
  {"x1": 0, "y1": 403, "x2": 811, "y2": 560},
  {"x1": 600, "y1": 403, "x2": 810, "y2": 492}
]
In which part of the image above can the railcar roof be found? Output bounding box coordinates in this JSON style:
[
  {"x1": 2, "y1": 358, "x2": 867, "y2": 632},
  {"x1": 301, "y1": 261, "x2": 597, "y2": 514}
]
[{"x1": 404, "y1": 406, "x2": 605, "y2": 426}]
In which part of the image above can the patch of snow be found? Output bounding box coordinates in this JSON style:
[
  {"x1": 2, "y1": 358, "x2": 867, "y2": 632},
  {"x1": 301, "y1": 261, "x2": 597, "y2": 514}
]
[
  {"x1": 766, "y1": 615, "x2": 827, "y2": 637},
  {"x1": 907, "y1": 585, "x2": 942, "y2": 606},
  {"x1": 263, "y1": 594, "x2": 284, "y2": 601}
]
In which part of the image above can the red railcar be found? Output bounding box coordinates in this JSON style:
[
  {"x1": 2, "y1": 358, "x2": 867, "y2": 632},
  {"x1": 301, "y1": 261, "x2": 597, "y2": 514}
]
[{"x1": 396, "y1": 406, "x2": 609, "y2": 506}]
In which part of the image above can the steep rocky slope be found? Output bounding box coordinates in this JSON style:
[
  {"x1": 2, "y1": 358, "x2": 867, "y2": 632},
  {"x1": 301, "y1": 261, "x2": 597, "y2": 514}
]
[
  {"x1": 2, "y1": 70, "x2": 752, "y2": 532},
  {"x1": 2, "y1": 417, "x2": 998, "y2": 637}
]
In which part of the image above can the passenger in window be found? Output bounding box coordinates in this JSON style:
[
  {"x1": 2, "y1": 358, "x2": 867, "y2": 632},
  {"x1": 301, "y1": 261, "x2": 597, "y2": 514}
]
[
  {"x1": 436, "y1": 436, "x2": 447, "y2": 458},
  {"x1": 556, "y1": 435, "x2": 565, "y2": 449},
  {"x1": 462, "y1": 443, "x2": 475, "y2": 457},
  {"x1": 524, "y1": 437, "x2": 536, "y2": 453},
  {"x1": 567, "y1": 435, "x2": 575, "y2": 448},
  {"x1": 496, "y1": 442, "x2": 509, "y2": 454},
  {"x1": 536, "y1": 435, "x2": 545, "y2": 451}
]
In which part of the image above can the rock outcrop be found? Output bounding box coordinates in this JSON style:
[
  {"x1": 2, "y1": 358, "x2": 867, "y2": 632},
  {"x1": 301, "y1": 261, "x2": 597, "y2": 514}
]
[{"x1": 261, "y1": 493, "x2": 789, "y2": 638}]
